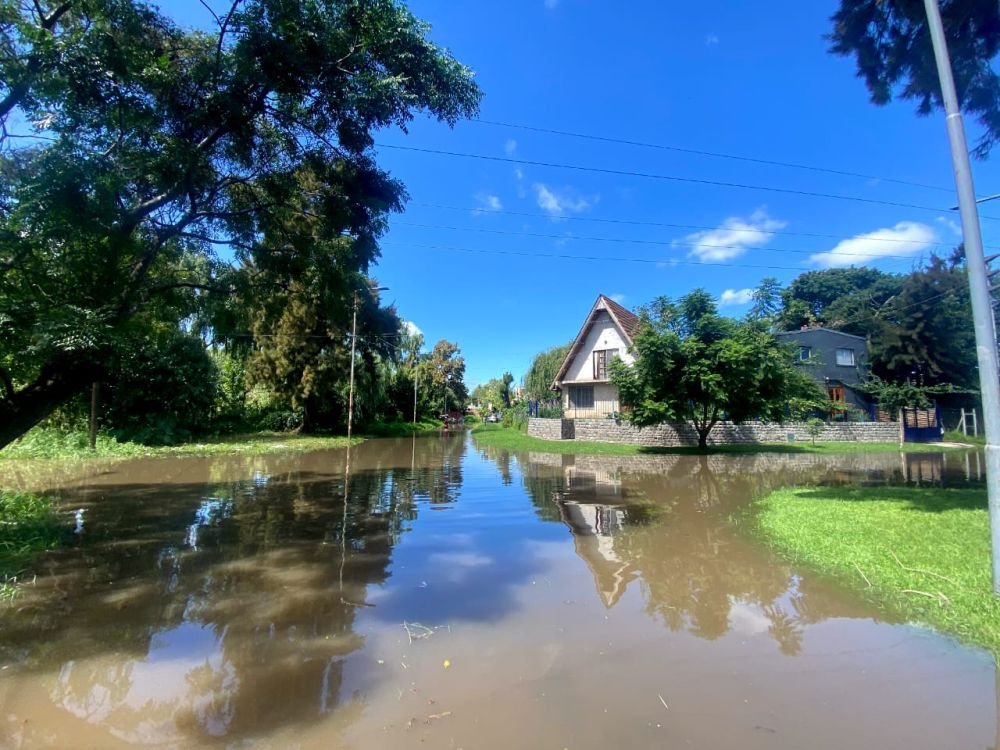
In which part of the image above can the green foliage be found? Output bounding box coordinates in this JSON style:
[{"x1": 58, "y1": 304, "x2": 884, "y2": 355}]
[
  {"x1": 0, "y1": 429, "x2": 355, "y2": 459},
  {"x1": 0, "y1": 490, "x2": 66, "y2": 599},
  {"x1": 425, "y1": 340, "x2": 468, "y2": 414},
  {"x1": 523, "y1": 342, "x2": 571, "y2": 400},
  {"x1": 103, "y1": 330, "x2": 218, "y2": 444},
  {"x1": 0, "y1": 0, "x2": 481, "y2": 446},
  {"x1": 612, "y1": 289, "x2": 825, "y2": 448},
  {"x1": 755, "y1": 485, "x2": 1000, "y2": 657},
  {"x1": 501, "y1": 404, "x2": 528, "y2": 432},
  {"x1": 805, "y1": 417, "x2": 825, "y2": 445},
  {"x1": 828, "y1": 0, "x2": 1000, "y2": 158},
  {"x1": 748, "y1": 277, "x2": 782, "y2": 324},
  {"x1": 857, "y1": 376, "x2": 932, "y2": 416}
]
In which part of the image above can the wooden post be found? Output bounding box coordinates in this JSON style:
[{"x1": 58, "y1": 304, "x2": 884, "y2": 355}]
[{"x1": 88, "y1": 382, "x2": 99, "y2": 451}]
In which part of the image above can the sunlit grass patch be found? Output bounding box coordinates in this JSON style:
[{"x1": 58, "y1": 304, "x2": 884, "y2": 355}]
[
  {"x1": 0, "y1": 490, "x2": 67, "y2": 600},
  {"x1": 753, "y1": 485, "x2": 1000, "y2": 657}
]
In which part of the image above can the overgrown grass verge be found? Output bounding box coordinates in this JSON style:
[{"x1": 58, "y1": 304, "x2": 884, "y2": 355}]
[
  {"x1": 471, "y1": 424, "x2": 967, "y2": 456},
  {"x1": 752, "y1": 485, "x2": 1000, "y2": 657},
  {"x1": 0, "y1": 428, "x2": 359, "y2": 460},
  {"x1": 943, "y1": 430, "x2": 986, "y2": 446},
  {"x1": 363, "y1": 419, "x2": 443, "y2": 438},
  {"x1": 0, "y1": 490, "x2": 67, "y2": 601}
]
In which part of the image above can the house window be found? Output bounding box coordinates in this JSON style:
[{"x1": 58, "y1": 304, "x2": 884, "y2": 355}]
[
  {"x1": 569, "y1": 385, "x2": 595, "y2": 409},
  {"x1": 593, "y1": 349, "x2": 619, "y2": 379},
  {"x1": 836, "y1": 348, "x2": 856, "y2": 366},
  {"x1": 798, "y1": 346, "x2": 811, "y2": 361}
]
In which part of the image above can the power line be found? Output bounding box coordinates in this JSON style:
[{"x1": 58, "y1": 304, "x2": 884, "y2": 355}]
[
  {"x1": 412, "y1": 202, "x2": 982, "y2": 248},
  {"x1": 381, "y1": 239, "x2": 838, "y2": 273},
  {"x1": 474, "y1": 118, "x2": 954, "y2": 194},
  {"x1": 394, "y1": 220, "x2": 938, "y2": 262},
  {"x1": 376, "y1": 143, "x2": 978, "y2": 216}
]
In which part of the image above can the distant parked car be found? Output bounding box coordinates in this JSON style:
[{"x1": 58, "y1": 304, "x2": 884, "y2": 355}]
[{"x1": 486, "y1": 412, "x2": 500, "y2": 423}]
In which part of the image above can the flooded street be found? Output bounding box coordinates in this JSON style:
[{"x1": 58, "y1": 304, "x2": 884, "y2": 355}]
[{"x1": 0, "y1": 434, "x2": 995, "y2": 749}]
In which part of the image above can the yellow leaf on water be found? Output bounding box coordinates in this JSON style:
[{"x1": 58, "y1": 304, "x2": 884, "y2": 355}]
[{"x1": 443, "y1": 659, "x2": 451, "y2": 669}]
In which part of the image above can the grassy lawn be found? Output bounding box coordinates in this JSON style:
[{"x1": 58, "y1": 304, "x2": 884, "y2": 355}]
[
  {"x1": 0, "y1": 490, "x2": 66, "y2": 601},
  {"x1": 362, "y1": 419, "x2": 443, "y2": 438},
  {"x1": 753, "y1": 485, "x2": 1000, "y2": 657},
  {"x1": 471, "y1": 424, "x2": 966, "y2": 456},
  {"x1": 0, "y1": 428, "x2": 360, "y2": 461}
]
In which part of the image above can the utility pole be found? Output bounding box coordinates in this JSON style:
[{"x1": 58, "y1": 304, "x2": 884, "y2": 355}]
[
  {"x1": 347, "y1": 292, "x2": 359, "y2": 443},
  {"x1": 923, "y1": 0, "x2": 1000, "y2": 593},
  {"x1": 346, "y1": 284, "x2": 389, "y2": 443},
  {"x1": 412, "y1": 371, "x2": 418, "y2": 425}
]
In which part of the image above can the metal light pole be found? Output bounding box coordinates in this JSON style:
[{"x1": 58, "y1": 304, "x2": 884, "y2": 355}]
[
  {"x1": 346, "y1": 285, "x2": 388, "y2": 443},
  {"x1": 923, "y1": 0, "x2": 1000, "y2": 593}
]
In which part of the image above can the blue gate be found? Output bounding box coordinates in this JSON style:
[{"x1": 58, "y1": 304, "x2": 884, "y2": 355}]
[{"x1": 901, "y1": 406, "x2": 943, "y2": 443}]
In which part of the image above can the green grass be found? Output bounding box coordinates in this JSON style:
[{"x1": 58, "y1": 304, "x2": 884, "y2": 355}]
[
  {"x1": 0, "y1": 427, "x2": 359, "y2": 460},
  {"x1": 471, "y1": 424, "x2": 967, "y2": 456},
  {"x1": 0, "y1": 490, "x2": 66, "y2": 601},
  {"x1": 943, "y1": 429, "x2": 986, "y2": 446},
  {"x1": 752, "y1": 485, "x2": 1000, "y2": 657},
  {"x1": 363, "y1": 419, "x2": 443, "y2": 438}
]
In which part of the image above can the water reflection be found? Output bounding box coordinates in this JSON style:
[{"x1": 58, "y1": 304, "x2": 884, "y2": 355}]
[{"x1": 0, "y1": 437, "x2": 992, "y2": 749}]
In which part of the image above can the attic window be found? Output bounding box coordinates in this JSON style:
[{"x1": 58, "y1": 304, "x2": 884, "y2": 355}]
[
  {"x1": 798, "y1": 346, "x2": 811, "y2": 361},
  {"x1": 593, "y1": 349, "x2": 619, "y2": 379}
]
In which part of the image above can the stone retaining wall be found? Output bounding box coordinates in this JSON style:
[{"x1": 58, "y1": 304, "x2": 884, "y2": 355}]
[{"x1": 527, "y1": 417, "x2": 901, "y2": 446}]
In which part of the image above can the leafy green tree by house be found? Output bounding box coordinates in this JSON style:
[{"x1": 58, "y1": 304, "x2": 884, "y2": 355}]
[
  {"x1": 611, "y1": 290, "x2": 825, "y2": 449},
  {"x1": 0, "y1": 0, "x2": 480, "y2": 448}
]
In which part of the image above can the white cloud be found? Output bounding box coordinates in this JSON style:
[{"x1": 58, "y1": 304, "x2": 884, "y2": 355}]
[
  {"x1": 679, "y1": 208, "x2": 787, "y2": 262},
  {"x1": 544, "y1": 0, "x2": 558, "y2": 8},
  {"x1": 719, "y1": 288, "x2": 754, "y2": 306},
  {"x1": 810, "y1": 221, "x2": 937, "y2": 268},
  {"x1": 403, "y1": 320, "x2": 423, "y2": 337},
  {"x1": 534, "y1": 183, "x2": 597, "y2": 217},
  {"x1": 936, "y1": 215, "x2": 962, "y2": 237},
  {"x1": 514, "y1": 167, "x2": 524, "y2": 180},
  {"x1": 505, "y1": 139, "x2": 517, "y2": 156},
  {"x1": 705, "y1": 33, "x2": 720, "y2": 46},
  {"x1": 474, "y1": 193, "x2": 503, "y2": 213},
  {"x1": 610, "y1": 293, "x2": 626, "y2": 304}
]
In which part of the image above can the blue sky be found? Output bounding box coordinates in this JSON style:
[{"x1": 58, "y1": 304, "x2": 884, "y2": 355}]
[{"x1": 166, "y1": 0, "x2": 1000, "y2": 389}]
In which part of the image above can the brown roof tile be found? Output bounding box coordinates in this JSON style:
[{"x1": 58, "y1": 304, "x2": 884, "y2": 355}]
[{"x1": 601, "y1": 295, "x2": 641, "y2": 340}]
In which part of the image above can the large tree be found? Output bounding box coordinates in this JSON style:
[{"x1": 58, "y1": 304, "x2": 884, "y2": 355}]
[
  {"x1": 0, "y1": 0, "x2": 480, "y2": 447},
  {"x1": 828, "y1": 0, "x2": 1000, "y2": 157},
  {"x1": 611, "y1": 291, "x2": 824, "y2": 449},
  {"x1": 425, "y1": 340, "x2": 467, "y2": 414}
]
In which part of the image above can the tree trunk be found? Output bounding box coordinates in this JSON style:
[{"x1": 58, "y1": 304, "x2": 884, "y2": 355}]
[
  {"x1": 696, "y1": 427, "x2": 709, "y2": 451},
  {"x1": 0, "y1": 356, "x2": 100, "y2": 449}
]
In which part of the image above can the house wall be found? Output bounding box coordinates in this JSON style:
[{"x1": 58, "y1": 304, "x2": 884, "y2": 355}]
[
  {"x1": 561, "y1": 382, "x2": 620, "y2": 418},
  {"x1": 528, "y1": 417, "x2": 901, "y2": 445},
  {"x1": 775, "y1": 329, "x2": 868, "y2": 387},
  {"x1": 563, "y1": 311, "x2": 634, "y2": 381}
]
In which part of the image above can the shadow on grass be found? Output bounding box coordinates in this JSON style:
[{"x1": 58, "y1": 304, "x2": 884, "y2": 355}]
[{"x1": 783, "y1": 484, "x2": 987, "y2": 512}]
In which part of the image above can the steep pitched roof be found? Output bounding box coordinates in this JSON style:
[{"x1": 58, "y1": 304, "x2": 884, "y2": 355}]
[{"x1": 551, "y1": 294, "x2": 642, "y2": 389}]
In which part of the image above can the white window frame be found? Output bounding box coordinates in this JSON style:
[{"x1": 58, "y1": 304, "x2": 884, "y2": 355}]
[{"x1": 836, "y1": 348, "x2": 856, "y2": 367}]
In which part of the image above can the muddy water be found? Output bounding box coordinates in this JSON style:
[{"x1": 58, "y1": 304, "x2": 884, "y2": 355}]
[{"x1": 0, "y1": 435, "x2": 994, "y2": 749}]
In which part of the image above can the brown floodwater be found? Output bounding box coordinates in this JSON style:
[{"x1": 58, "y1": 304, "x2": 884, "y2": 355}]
[{"x1": 0, "y1": 434, "x2": 994, "y2": 749}]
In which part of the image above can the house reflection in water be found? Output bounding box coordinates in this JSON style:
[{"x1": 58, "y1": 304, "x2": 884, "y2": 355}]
[{"x1": 555, "y1": 468, "x2": 638, "y2": 609}]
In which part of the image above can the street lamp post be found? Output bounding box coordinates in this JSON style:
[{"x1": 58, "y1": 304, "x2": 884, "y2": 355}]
[{"x1": 347, "y1": 285, "x2": 388, "y2": 443}]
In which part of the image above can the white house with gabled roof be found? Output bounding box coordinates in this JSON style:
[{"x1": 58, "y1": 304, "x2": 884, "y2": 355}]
[{"x1": 551, "y1": 294, "x2": 641, "y2": 418}]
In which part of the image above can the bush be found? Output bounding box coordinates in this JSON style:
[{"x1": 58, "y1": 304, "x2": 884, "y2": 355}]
[
  {"x1": 104, "y1": 332, "x2": 219, "y2": 444},
  {"x1": 502, "y1": 405, "x2": 529, "y2": 432},
  {"x1": 0, "y1": 491, "x2": 66, "y2": 598}
]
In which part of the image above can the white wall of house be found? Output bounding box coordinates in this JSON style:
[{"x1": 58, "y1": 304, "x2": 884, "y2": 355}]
[{"x1": 563, "y1": 311, "x2": 634, "y2": 382}]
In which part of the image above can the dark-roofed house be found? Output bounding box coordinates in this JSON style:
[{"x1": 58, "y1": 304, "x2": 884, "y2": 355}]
[
  {"x1": 552, "y1": 294, "x2": 641, "y2": 418},
  {"x1": 775, "y1": 327, "x2": 872, "y2": 414}
]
